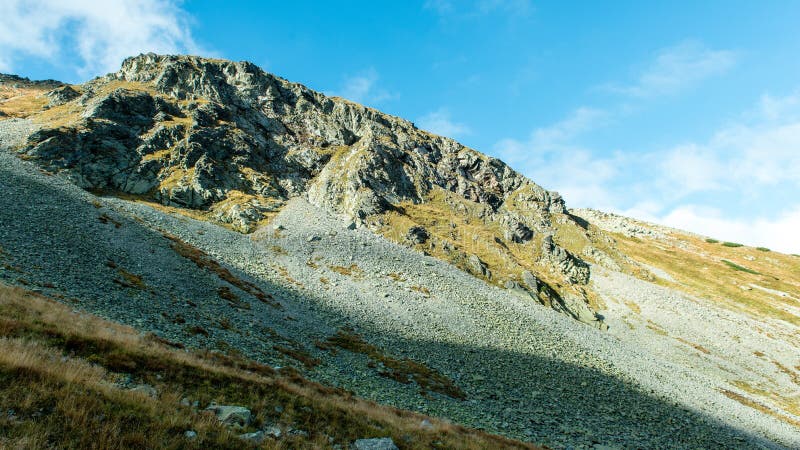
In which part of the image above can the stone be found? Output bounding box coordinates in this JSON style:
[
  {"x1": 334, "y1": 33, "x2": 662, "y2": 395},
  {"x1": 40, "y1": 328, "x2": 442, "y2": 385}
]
[
  {"x1": 466, "y1": 254, "x2": 491, "y2": 279},
  {"x1": 353, "y1": 437, "x2": 399, "y2": 450},
  {"x1": 129, "y1": 384, "x2": 157, "y2": 398},
  {"x1": 184, "y1": 430, "x2": 197, "y2": 440},
  {"x1": 238, "y1": 430, "x2": 266, "y2": 444},
  {"x1": 504, "y1": 220, "x2": 534, "y2": 243},
  {"x1": 204, "y1": 403, "x2": 252, "y2": 427},
  {"x1": 521, "y1": 271, "x2": 539, "y2": 293},
  {"x1": 264, "y1": 425, "x2": 282, "y2": 438},
  {"x1": 405, "y1": 226, "x2": 429, "y2": 244}
]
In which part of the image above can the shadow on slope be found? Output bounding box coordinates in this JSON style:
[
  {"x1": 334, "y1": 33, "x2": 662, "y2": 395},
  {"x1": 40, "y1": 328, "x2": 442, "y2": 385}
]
[{"x1": 0, "y1": 154, "x2": 790, "y2": 450}]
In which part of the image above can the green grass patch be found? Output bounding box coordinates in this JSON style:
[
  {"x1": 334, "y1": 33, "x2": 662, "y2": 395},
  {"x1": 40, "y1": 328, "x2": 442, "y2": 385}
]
[
  {"x1": 755, "y1": 247, "x2": 771, "y2": 252},
  {"x1": 722, "y1": 242, "x2": 744, "y2": 248},
  {"x1": 705, "y1": 238, "x2": 719, "y2": 244},
  {"x1": 721, "y1": 259, "x2": 760, "y2": 275}
]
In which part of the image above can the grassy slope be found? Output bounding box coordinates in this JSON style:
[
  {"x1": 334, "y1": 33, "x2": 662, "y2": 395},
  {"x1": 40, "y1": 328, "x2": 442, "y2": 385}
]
[
  {"x1": 613, "y1": 231, "x2": 800, "y2": 326},
  {"x1": 608, "y1": 225, "x2": 800, "y2": 424},
  {"x1": 0, "y1": 282, "x2": 537, "y2": 450}
]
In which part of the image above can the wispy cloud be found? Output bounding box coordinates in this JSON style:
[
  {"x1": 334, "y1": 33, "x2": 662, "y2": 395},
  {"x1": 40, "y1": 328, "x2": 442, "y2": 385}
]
[
  {"x1": 604, "y1": 41, "x2": 737, "y2": 98},
  {"x1": 493, "y1": 106, "x2": 609, "y2": 167},
  {"x1": 491, "y1": 88, "x2": 800, "y2": 252},
  {"x1": 630, "y1": 204, "x2": 800, "y2": 254},
  {"x1": 416, "y1": 108, "x2": 471, "y2": 138},
  {"x1": 476, "y1": 0, "x2": 533, "y2": 15},
  {"x1": 530, "y1": 107, "x2": 608, "y2": 147},
  {"x1": 330, "y1": 68, "x2": 397, "y2": 106},
  {"x1": 0, "y1": 0, "x2": 202, "y2": 79},
  {"x1": 424, "y1": 0, "x2": 532, "y2": 17},
  {"x1": 423, "y1": 0, "x2": 455, "y2": 15},
  {"x1": 493, "y1": 106, "x2": 619, "y2": 208}
]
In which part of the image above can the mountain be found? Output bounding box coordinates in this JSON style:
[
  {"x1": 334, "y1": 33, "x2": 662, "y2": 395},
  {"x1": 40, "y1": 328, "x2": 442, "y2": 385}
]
[{"x1": 0, "y1": 54, "x2": 798, "y2": 449}]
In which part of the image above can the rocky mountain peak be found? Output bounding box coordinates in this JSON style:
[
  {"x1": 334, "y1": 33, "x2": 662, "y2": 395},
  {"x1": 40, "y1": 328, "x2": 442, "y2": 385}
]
[{"x1": 7, "y1": 53, "x2": 626, "y2": 326}]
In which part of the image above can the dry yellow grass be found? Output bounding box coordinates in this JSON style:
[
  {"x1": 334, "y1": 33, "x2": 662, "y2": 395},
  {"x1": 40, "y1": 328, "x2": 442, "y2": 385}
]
[
  {"x1": 0, "y1": 88, "x2": 49, "y2": 118},
  {"x1": 723, "y1": 383, "x2": 800, "y2": 428},
  {"x1": 613, "y1": 231, "x2": 800, "y2": 326},
  {"x1": 0, "y1": 282, "x2": 538, "y2": 449},
  {"x1": 376, "y1": 187, "x2": 577, "y2": 298},
  {"x1": 328, "y1": 263, "x2": 364, "y2": 278}
]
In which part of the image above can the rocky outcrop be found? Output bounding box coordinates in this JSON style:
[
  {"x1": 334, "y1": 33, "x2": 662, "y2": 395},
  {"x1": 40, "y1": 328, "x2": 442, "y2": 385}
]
[
  {"x1": 540, "y1": 235, "x2": 590, "y2": 284},
  {"x1": 10, "y1": 53, "x2": 600, "y2": 325},
  {"x1": 19, "y1": 54, "x2": 568, "y2": 229},
  {"x1": 45, "y1": 85, "x2": 80, "y2": 107}
]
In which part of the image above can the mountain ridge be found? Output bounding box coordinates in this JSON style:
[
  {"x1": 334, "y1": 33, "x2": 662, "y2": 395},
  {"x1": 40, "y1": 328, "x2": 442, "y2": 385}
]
[
  {"x1": 5, "y1": 53, "x2": 620, "y2": 327},
  {"x1": 1, "y1": 54, "x2": 799, "y2": 449}
]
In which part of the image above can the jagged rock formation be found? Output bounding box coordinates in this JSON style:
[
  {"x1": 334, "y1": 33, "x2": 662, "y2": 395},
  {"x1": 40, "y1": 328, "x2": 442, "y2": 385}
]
[{"x1": 8, "y1": 54, "x2": 630, "y2": 326}]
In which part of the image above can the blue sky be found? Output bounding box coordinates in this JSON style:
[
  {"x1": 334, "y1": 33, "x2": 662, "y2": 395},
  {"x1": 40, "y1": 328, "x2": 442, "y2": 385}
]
[{"x1": 2, "y1": 1, "x2": 800, "y2": 252}]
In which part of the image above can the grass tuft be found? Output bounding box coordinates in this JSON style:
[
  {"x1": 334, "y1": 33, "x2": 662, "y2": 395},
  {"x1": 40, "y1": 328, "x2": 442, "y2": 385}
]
[
  {"x1": 722, "y1": 242, "x2": 744, "y2": 248},
  {"x1": 721, "y1": 259, "x2": 760, "y2": 275}
]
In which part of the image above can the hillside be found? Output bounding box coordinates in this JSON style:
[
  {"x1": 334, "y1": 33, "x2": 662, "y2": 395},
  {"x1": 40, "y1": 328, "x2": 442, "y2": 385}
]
[
  {"x1": 1, "y1": 54, "x2": 799, "y2": 449},
  {"x1": 0, "y1": 281, "x2": 538, "y2": 449}
]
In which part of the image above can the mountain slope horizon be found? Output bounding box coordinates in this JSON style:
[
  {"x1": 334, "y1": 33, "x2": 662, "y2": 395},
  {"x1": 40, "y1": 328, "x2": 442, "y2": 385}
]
[{"x1": 1, "y1": 53, "x2": 799, "y2": 449}]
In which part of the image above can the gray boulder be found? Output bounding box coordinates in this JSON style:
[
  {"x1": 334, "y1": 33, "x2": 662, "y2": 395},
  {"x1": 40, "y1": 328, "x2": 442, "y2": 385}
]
[
  {"x1": 353, "y1": 437, "x2": 399, "y2": 450},
  {"x1": 238, "y1": 430, "x2": 266, "y2": 444},
  {"x1": 521, "y1": 270, "x2": 540, "y2": 293},
  {"x1": 129, "y1": 384, "x2": 158, "y2": 398},
  {"x1": 205, "y1": 403, "x2": 252, "y2": 427},
  {"x1": 466, "y1": 254, "x2": 491, "y2": 279}
]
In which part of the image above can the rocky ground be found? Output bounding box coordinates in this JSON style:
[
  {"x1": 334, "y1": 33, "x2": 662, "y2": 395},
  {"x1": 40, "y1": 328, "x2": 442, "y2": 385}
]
[{"x1": 1, "y1": 117, "x2": 798, "y2": 448}]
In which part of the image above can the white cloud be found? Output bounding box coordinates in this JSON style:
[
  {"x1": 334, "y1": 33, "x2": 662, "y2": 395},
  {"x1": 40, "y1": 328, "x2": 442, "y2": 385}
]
[
  {"x1": 491, "y1": 88, "x2": 800, "y2": 253},
  {"x1": 758, "y1": 90, "x2": 800, "y2": 122},
  {"x1": 653, "y1": 205, "x2": 800, "y2": 254},
  {"x1": 0, "y1": 0, "x2": 200, "y2": 79},
  {"x1": 605, "y1": 41, "x2": 737, "y2": 98},
  {"x1": 493, "y1": 107, "x2": 620, "y2": 208},
  {"x1": 492, "y1": 106, "x2": 610, "y2": 169},
  {"x1": 416, "y1": 108, "x2": 471, "y2": 138},
  {"x1": 530, "y1": 107, "x2": 608, "y2": 148},
  {"x1": 656, "y1": 115, "x2": 800, "y2": 198},
  {"x1": 330, "y1": 68, "x2": 396, "y2": 106}
]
